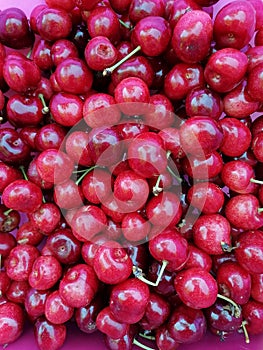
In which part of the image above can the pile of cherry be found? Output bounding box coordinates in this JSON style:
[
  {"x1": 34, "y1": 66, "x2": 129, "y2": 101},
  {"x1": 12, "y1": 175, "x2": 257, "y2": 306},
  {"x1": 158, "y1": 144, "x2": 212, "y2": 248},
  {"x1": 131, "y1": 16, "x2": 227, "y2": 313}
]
[{"x1": 1, "y1": 0, "x2": 263, "y2": 349}]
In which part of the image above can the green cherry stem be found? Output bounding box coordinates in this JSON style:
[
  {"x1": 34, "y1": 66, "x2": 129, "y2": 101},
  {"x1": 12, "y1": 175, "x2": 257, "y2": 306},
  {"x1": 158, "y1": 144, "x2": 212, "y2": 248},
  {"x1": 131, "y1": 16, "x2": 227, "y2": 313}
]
[
  {"x1": 152, "y1": 175, "x2": 163, "y2": 196},
  {"x1": 38, "y1": 94, "x2": 49, "y2": 114},
  {"x1": 217, "y1": 294, "x2": 241, "y2": 318},
  {"x1": 3, "y1": 208, "x2": 13, "y2": 216},
  {"x1": 19, "y1": 165, "x2": 28, "y2": 180},
  {"x1": 250, "y1": 178, "x2": 263, "y2": 185},
  {"x1": 241, "y1": 321, "x2": 250, "y2": 344},
  {"x1": 75, "y1": 166, "x2": 98, "y2": 185},
  {"x1": 119, "y1": 19, "x2": 132, "y2": 30},
  {"x1": 133, "y1": 260, "x2": 168, "y2": 287},
  {"x1": 139, "y1": 333, "x2": 155, "y2": 341},
  {"x1": 133, "y1": 338, "x2": 155, "y2": 350},
  {"x1": 102, "y1": 45, "x2": 141, "y2": 76}
]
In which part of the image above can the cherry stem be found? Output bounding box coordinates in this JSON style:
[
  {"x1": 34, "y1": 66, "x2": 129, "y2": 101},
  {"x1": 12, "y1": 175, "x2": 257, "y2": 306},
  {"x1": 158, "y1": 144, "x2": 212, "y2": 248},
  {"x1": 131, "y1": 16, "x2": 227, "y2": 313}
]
[
  {"x1": 152, "y1": 175, "x2": 163, "y2": 196},
  {"x1": 166, "y1": 151, "x2": 182, "y2": 183},
  {"x1": 26, "y1": 48, "x2": 32, "y2": 59},
  {"x1": 133, "y1": 260, "x2": 168, "y2": 287},
  {"x1": 38, "y1": 94, "x2": 49, "y2": 114},
  {"x1": 241, "y1": 321, "x2": 250, "y2": 344},
  {"x1": 3, "y1": 208, "x2": 13, "y2": 216},
  {"x1": 221, "y1": 241, "x2": 236, "y2": 253},
  {"x1": 258, "y1": 208, "x2": 263, "y2": 213},
  {"x1": 119, "y1": 19, "x2": 131, "y2": 30},
  {"x1": 17, "y1": 238, "x2": 29, "y2": 245},
  {"x1": 102, "y1": 45, "x2": 141, "y2": 76},
  {"x1": 75, "y1": 166, "x2": 98, "y2": 185},
  {"x1": 133, "y1": 338, "x2": 155, "y2": 350},
  {"x1": 19, "y1": 165, "x2": 28, "y2": 181},
  {"x1": 217, "y1": 294, "x2": 241, "y2": 318},
  {"x1": 250, "y1": 178, "x2": 263, "y2": 185},
  {"x1": 139, "y1": 333, "x2": 155, "y2": 341}
]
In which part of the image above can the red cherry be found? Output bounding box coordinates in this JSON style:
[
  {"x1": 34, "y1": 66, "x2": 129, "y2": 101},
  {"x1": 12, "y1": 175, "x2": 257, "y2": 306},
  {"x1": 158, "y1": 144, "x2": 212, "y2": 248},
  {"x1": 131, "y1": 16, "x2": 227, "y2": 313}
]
[
  {"x1": 96, "y1": 306, "x2": 129, "y2": 339},
  {"x1": 51, "y1": 38, "x2": 79, "y2": 66},
  {"x1": 45, "y1": 290, "x2": 74, "y2": 324},
  {"x1": 0, "y1": 302, "x2": 25, "y2": 345},
  {"x1": 28, "y1": 203, "x2": 61, "y2": 235},
  {"x1": 122, "y1": 212, "x2": 151, "y2": 242},
  {"x1": 34, "y1": 317, "x2": 66, "y2": 350},
  {"x1": 242, "y1": 300, "x2": 263, "y2": 335}
]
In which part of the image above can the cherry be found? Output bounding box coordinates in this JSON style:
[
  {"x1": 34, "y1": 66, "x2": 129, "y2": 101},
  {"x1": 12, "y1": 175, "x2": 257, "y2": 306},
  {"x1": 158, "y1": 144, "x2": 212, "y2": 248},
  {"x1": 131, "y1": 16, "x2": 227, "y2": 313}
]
[
  {"x1": 45, "y1": 290, "x2": 74, "y2": 325},
  {"x1": 109, "y1": 278, "x2": 150, "y2": 324},
  {"x1": 139, "y1": 292, "x2": 170, "y2": 331},
  {"x1": 172, "y1": 10, "x2": 213, "y2": 64},
  {"x1": 36, "y1": 149, "x2": 74, "y2": 184},
  {"x1": 168, "y1": 0, "x2": 201, "y2": 29},
  {"x1": 27, "y1": 158, "x2": 53, "y2": 190},
  {"x1": 36, "y1": 7, "x2": 72, "y2": 42},
  {"x1": 59, "y1": 263, "x2": 99, "y2": 308},
  {"x1": 111, "y1": 56, "x2": 155, "y2": 88},
  {"x1": 168, "y1": 304, "x2": 207, "y2": 344},
  {"x1": 225, "y1": 194, "x2": 263, "y2": 231},
  {"x1": 109, "y1": 0, "x2": 132, "y2": 14},
  {"x1": 85, "y1": 36, "x2": 118, "y2": 71},
  {"x1": 148, "y1": 228, "x2": 188, "y2": 272},
  {"x1": 0, "y1": 233, "x2": 16, "y2": 262},
  {"x1": 213, "y1": 0, "x2": 256, "y2": 50},
  {"x1": 6, "y1": 94, "x2": 44, "y2": 128},
  {"x1": 164, "y1": 62, "x2": 204, "y2": 100},
  {"x1": 83, "y1": 93, "x2": 121, "y2": 128},
  {"x1": 252, "y1": 131, "x2": 263, "y2": 162},
  {"x1": 29, "y1": 255, "x2": 62, "y2": 290},
  {"x1": 75, "y1": 292, "x2": 105, "y2": 333},
  {"x1": 25, "y1": 288, "x2": 51, "y2": 320},
  {"x1": 219, "y1": 117, "x2": 252, "y2": 157},
  {"x1": 3, "y1": 53, "x2": 41, "y2": 93},
  {"x1": 96, "y1": 306, "x2": 129, "y2": 339},
  {"x1": 242, "y1": 300, "x2": 263, "y2": 335},
  {"x1": 204, "y1": 48, "x2": 248, "y2": 93},
  {"x1": 0, "y1": 270, "x2": 10, "y2": 297},
  {"x1": 174, "y1": 267, "x2": 218, "y2": 309},
  {"x1": 32, "y1": 39, "x2": 53, "y2": 71},
  {"x1": 6, "y1": 280, "x2": 30, "y2": 304},
  {"x1": 45, "y1": 0, "x2": 75, "y2": 12},
  {"x1": 131, "y1": 16, "x2": 171, "y2": 57},
  {"x1": 34, "y1": 317, "x2": 66, "y2": 350},
  {"x1": 179, "y1": 116, "x2": 223, "y2": 157},
  {"x1": 54, "y1": 179, "x2": 84, "y2": 210},
  {"x1": 122, "y1": 212, "x2": 151, "y2": 242},
  {"x1": 0, "y1": 7, "x2": 34, "y2": 49},
  {"x1": 51, "y1": 38, "x2": 79, "y2": 66},
  {"x1": 147, "y1": 260, "x2": 176, "y2": 297},
  {"x1": 184, "y1": 244, "x2": 212, "y2": 271},
  {"x1": 75, "y1": 0, "x2": 100, "y2": 11},
  {"x1": 65, "y1": 130, "x2": 93, "y2": 167},
  {"x1": 158, "y1": 127, "x2": 185, "y2": 160},
  {"x1": 0, "y1": 301, "x2": 24, "y2": 345},
  {"x1": 2, "y1": 179, "x2": 43, "y2": 214},
  {"x1": 93, "y1": 241, "x2": 133, "y2": 284},
  {"x1": 222, "y1": 79, "x2": 260, "y2": 119},
  {"x1": 205, "y1": 300, "x2": 242, "y2": 334},
  {"x1": 55, "y1": 57, "x2": 93, "y2": 94},
  {"x1": 0, "y1": 127, "x2": 31, "y2": 165},
  {"x1": 187, "y1": 182, "x2": 225, "y2": 214},
  {"x1": 156, "y1": 324, "x2": 180, "y2": 350},
  {"x1": 114, "y1": 77, "x2": 150, "y2": 115},
  {"x1": 251, "y1": 273, "x2": 263, "y2": 303},
  {"x1": 129, "y1": 0, "x2": 165, "y2": 23},
  {"x1": 0, "y1": 204, "x2": 20, "y2": 233},
  {"x1": 28, "y1": 203, "x2": 61, "y2": 235},
  {"x1": 193, "y1": 213, "x2": 231, "y2": 255},
  {"x1": 234, "y1": 230, "x2": 263, "y2": 274}
]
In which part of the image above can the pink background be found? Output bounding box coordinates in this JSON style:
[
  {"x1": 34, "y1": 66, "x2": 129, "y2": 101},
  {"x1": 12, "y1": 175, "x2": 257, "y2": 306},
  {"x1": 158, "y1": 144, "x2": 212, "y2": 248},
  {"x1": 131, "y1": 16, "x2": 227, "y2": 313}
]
[{"x1": 0, "y1": 0, "x2": 263, "y2": 349}]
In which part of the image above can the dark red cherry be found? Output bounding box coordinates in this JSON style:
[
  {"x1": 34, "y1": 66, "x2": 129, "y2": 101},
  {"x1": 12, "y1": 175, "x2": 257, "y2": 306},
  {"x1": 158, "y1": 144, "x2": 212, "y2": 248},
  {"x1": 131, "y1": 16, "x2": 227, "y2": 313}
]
[
  {"x1": 168, "y1": 304, "x2": 207, "y2": 344},
  {"x1": 45, "y1": 290, "x2": 74, "y2": 324},
  {"x1": 0, "y1": 233, "x2": 16, "y2": 261},
  {"x1": 35, "y1": 123, "x2": 66, "y2": 152},
  {"x1": 0, "y1": 204, "x2": 20, "y2": 233},
  {"x1": 75, "y1": 0, "x2": 100, "y2": 11},
  {"x1": 0, "y1": 8, "x2": 35, "y2": 49},
  {"x1": 96, "y1": 306, "x2": 129, "y2": 339},
  {"x1": 156, "y1": 324, "x2": 180, "y2": 350},
  {"x1": 168, "y1": 0, "x2": 201, "y2": 29},
  {"x1": 28, "y1": 203, "x2": 61, "y2": 235},
  {"x1": 174, "y1": 267, "x2": 218, "y2": 309},
  {"x1": 51, "y1": 38, "x2": 79, "y2": 66},
  {"x1": 0, "y1": 302, "x2": 25, "y2": 345},
  {"x1": 65, "y1": 130, "x2": 93, "y2": 167},
  {"x1": 184, "y1": 244, "x2": 212, "y2": 271},
  {"x1": 16, "y1": 221, "x2": 44, "y2": 246},
  {"x1": 25, "y1": 288, "x2": 51, "y2": 319},
  {"x1": 32, "y1": 39, "x2": 53, "y2": 71},
  {"x1": 6, "y1": 280, "x2": 30, "y2": 304},
  {"x1": 129, "y1": 0, "x2": 165, "y2": 23},
  {"x1": 122, "y1": 212, "x2": 151, "y2": 242},
  {"x1": 242, "y1": 300, "x2": 263, "y2": 335},
  {"x1": 34, "y1": 317, "x2": 66, "y2": 350}
]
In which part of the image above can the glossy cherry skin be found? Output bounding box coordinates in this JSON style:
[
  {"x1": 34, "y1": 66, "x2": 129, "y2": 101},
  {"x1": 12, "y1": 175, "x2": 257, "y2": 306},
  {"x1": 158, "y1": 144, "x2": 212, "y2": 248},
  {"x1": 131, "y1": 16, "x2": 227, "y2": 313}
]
[
  {"x1": 156, "y1": 324, "x2": 180, "y2": 350},
  {"x1": 111, "y1": 56, "x2": 154, "y2": 88},
  {"x1": 26, "y1": 158, "x2": 53, "y2": 190},
  {"x1": 168, "y1": 0, "x2": 201, "y2": 29},
  {"x1": 54, "y1": 179, "x2": 84, "y2": 210},
  {"x1": 85, "y1": 36, "x2": 118, "y2": 71},
  {"x1": 0, "y1": 302, "x2": 25, "y2": 345},
  {"x1": 242, "y1": 300, "x2": 263, "y2": 335},
  {"x1": 234, "y1": 230, "x2": 263, "y2": 274},
  {"x1": 28, "y1": 203, "x2": 61, "y2": 235},
  {"x1": 158, "y1": 127, "x2": 185, "y2": 159},
  {"x1": 25, "y1": 288, "x2": 50, "y2": 320},
  {"x1": 75, "y1": 0, "x2": 100, "y2": 11},
  {"x1": 75, "y1": 293, "x2": 105, "y2": 334},
  {"x1": 5, "y1": 244, "x2": 40, "y2": 282},
  {"x1": 2, "y1": 179, "x2": 43, "y2": 214},
  {"x1": 131, "y1": 16, "x2": 171, "y2": 56},
  {"x1": 36, "y1": 7, "x2": 72, "y2": 42},
  {"x1": 87, "y1": 6, "x2": 121, "y2": 44},
  {"x1": 0, "y1": 233, "x2": 16, "y2": 261},
  {"x1": 0, "y1": 8, "x2": 34, "y2": 49},
  {"x1": 29, "y1": 255, "x2": 62, "y2": 290},
  {"x1": 149, "y1": 228, "x2": 188, "y2": 272},
  {"x1": 93, "y1": 241, "x2": 133, "y2": 284},
  {"x1": 109, "y1": 0, "x2": 132, "y2": 14},
  {"x1": 6, "y1": 280, "x2": 30, "y2": 304},
  {"x1": 55, "y1": 58, "x2": 93, "y2": 94},
  {"x1": 7, "y1": 94, "x2": 44, "y2": 128},
  {"x1": 213, "y1": 0, "x2": 256, "y2": 50},
  {"x1": 193, "y1": 213, "x2": 231, "y2": 255},
  {"x1": 0, "y1": 128, "x2": 31, "y2": 165},
  {"x1": 174, "y1": 267, "x2": 218, "y2": 309},
  {"x1": 45, "y1": 290, "x2": 74, "y2": 325},
  {"x1": 217, "y1": 261, "x2": 251, "y2": 305},
  {"x1": 187, "y1": 182, "x2": 224, "y2": 214},
  {"x1": 221, "y1": 160, "x2": 257, "y2": 194},
  {"x1": 179, "y1": 116, "x2": 223, "y2": 157},
  {"x1": 36, "y1": 149, "x2": 74, "y2": 185},
  {"x1": 164, "y1": 63, "x2": 204, "y2": 100},
  {"x1": 51, "y1": 38, "x2": 79, "y2": 65},
  {"x1": 34, "y1": 317, "x2": 66, "y2": 350},
  {"x1": 204, "y1": 48, "x2": 248, "y2": 93},
  {"x1": 251, "y1": 273, "x2": 263, "y2": 303},
  {"x1": 3, "y1": 53, "x2": 41, "y2": 93},
  {"x1": 83, "y1": 93, "x2": 121, "y2": 129},
  {"x1": 122, "y1": 212, "x2": 151, "y2": 242},
  {"x1": 65, "y1": 130, "x2": 93, "y2": 167},
  {"x1": 32, "y1": 39, "x2": 53, "y2": 71},
  {"x1": 110, "y1": 278, "x2": 150, "y2": 324},
  {"x1": 168, "y1": 304, "x2": 206, "y2": 344},
  {"x1": 184, "y1": 244, "x2": 212, "y2": 271},
  {"x1": 225, "y1": 195, "x2": 263, "y2": 231},
  {"x1": 172, "y1": 10, "x2": 212, "y2": 64},
  {"x1": 129, "y1": 0, "x2": 165, "y2": 23},
  {"x1": 96, "y1": 306, "x2": 129, "y2": 339},
  {"x1": 59, "y1": 263, "x2": 99, "y2": 308},
  {"x1": 0, "y1": 204, "x2": 20, "y2": 233},
  {"x1": 0, "y1": 271, "x2": 11, "y2": 297},
  {"x1": 205, "y1": 300, "x2": 242, "y2": 333},
  {"x1": 219, "y1": 117, "x2": 252, "y2": 157},
  {"x1": 147, "y1": 260, "x2": 176, "y2": 297},
  {"x1": 252, "y1": 131, "x2": 263, "y2": 162}
]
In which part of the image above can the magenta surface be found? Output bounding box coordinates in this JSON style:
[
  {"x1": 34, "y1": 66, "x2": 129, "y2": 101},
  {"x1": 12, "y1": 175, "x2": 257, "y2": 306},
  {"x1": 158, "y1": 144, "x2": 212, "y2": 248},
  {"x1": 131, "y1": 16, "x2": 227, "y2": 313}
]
[{"x1": 1, "y1": 0, "x2": 263, "y2": 349}]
